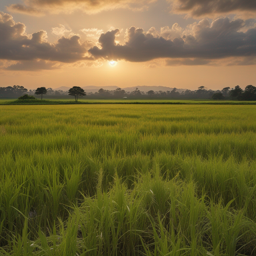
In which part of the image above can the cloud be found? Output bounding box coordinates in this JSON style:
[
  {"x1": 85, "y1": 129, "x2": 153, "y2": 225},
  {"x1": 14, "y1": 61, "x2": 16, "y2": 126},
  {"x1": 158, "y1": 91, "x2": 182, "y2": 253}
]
[
  {"x1": 166, "y1": 58, "x2": 211, "y2": 66},
  {"x1": 10, "y1": 0, "x2": 254, "y2": 17},
  {"x1": 227, "y1": 57, "x2": 256, "y2": 66},
  {"x1": 160, "y1": 24, "x2": 183, "y2": 40},
  {"x1": 148, "y1": 62, "x2": 159, "y2": 68},
  {"x1": 169, "y1": 0, "x2": 256, "y2": 17},
  {"x1": 6, "y1": 4, "x2": 43, "y2": 16},
  {"x1": 0, "y1": 12, "x2": 90, "y2": 64},
  {"x1": 52, "y1": 24, "x2": 72, "y2": 36},
  {"x1": 1, "y1": 12, "x2": 255, "y2": 69},
  {"x1": 89, "y1": 17, "x2": 256, "y2": 64},
  {"x1": 81, "y1": 28, "x2": 104, "y2": 42},
  {"x1": 5, "y1": 60, "x2": 60, "y2": 71},
  {"x1": 146, "y1": 24, "x2": 184, "y2": 40},
  {"x1": 7, "y1": 0, "x2": 156, "y2": 16}
]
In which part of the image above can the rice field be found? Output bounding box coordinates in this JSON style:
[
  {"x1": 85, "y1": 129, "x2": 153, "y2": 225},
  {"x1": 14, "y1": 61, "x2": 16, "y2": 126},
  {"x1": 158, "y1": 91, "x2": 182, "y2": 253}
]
[{"x1": 1, "y1": 104, "x2": 256, "y2": 255}]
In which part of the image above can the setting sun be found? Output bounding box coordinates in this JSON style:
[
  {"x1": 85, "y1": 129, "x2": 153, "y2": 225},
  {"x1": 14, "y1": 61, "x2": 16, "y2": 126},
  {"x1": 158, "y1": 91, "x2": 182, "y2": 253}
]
[{"x1": 108, "y1": 60, "x2": 117, "y2": 67}]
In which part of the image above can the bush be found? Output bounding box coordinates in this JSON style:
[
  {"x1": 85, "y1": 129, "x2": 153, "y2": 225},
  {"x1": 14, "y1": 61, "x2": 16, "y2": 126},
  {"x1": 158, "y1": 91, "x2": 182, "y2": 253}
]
[{"x1": 18, "y1": 94, "x2": 36, "y2": 100}]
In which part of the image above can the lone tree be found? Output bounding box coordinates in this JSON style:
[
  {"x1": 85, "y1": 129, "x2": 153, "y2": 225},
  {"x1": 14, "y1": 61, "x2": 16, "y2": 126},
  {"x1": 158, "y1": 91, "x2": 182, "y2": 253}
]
[
  {"x1": 68, "y1": 86, "x2": 86, "y2": 102},
  {"x1": 35, "y1": 87, "x2": 47, "y2": 100}
]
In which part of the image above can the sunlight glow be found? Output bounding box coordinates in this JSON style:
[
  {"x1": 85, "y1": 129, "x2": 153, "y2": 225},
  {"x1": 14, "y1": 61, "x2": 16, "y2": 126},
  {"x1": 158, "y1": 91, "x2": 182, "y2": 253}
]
[{"x1": 108, "y1": 60, "x2": 117, "y2": 67}]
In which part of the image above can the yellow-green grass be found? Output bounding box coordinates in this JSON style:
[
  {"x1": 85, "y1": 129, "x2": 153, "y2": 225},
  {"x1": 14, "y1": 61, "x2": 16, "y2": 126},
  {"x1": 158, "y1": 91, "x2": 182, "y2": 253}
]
[{"x1": 0, "y1": 105, "x2": 256, "y2": 255}]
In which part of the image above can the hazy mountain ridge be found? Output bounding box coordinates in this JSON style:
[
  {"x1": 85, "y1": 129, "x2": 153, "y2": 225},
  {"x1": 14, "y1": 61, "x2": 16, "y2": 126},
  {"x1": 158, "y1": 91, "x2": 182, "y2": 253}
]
[{"x1": 123, "y1": 86, "x2": 184, "y2": 93}]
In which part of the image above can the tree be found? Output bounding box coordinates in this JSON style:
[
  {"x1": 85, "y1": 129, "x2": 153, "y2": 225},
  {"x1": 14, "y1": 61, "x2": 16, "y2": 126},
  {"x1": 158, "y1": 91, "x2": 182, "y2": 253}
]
[
  {"x1": 229, "y1": 85, "x2": 243, "y2": 100},
  {"x1": 196, "y1": 86, "x2": 207, "y2": 98},
  {"x1": 221, "y1": 87, "x2": 230, "y2": 98},
  {"x1": 98, "y1": 88, "x2": 105, "y2": 94},
  {"x1": 47, "y1": 88, "x2": 54, "y2": 95},
  {"x1": 68, "y1": 86, "x2": 86, "y2": 102},
  {"x1": 13, "y1": 85, "x2": 27, "y2": 96},
  {"x1": 114, "y1": 88, "x2": 126, "y2": 98},
  {"x1": 98, "y1": 88, "x2": 111, "y2": 98},
  {"x1": 170, "y1": 88, "x2": 180, "y2": 98},
  {"x1": 0, "y1": 85, "x2": 28, "y2": 99},
  {"x1": 131, "y1": 88, "x2": 142, "y2": 97},
  {"x1": 212, "y1": 92, "x2": 224, "y2": 100},
  {"x1": 198, "y1": 86, "x2": 205, "y2": 90},
  {"x1": 35, "y1": 87, "x2": 47, "y2": 100},
  {"x1": 243, "y1": 85, "x2": 256, "y2": 100},
  {"x1": 147, "y1": 90, "x2": 155, "y2": 97}
]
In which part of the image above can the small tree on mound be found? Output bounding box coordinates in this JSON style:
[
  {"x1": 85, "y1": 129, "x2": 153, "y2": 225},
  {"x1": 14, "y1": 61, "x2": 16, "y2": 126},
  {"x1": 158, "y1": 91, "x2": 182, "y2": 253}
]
[
  {"x1": 35, "y1": 87, "x2": 47, "y2": 100},
  {"x1": 18, "y1": 94, "x2": 36, "y2": 100},
  {"x1": 68, "y1": 86, "x2": 86, "y2": 102}
]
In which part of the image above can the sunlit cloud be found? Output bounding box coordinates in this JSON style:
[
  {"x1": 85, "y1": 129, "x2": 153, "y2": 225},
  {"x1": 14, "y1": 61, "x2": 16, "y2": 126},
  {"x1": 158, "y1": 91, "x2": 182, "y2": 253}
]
[
  {"x1": 52, "y1": 24, "x2": 72, "y2": 36},
  {"x1": 7, "y1": 0, "x2": 157, "y2": 16},
  {"x1": 5, "y1": 60, "x2": 61, "y2": 71},
  {"x1": 81, "y1": 28, "x2": 104, "y2": 42},
  {"x1": 6, "y1": 4, "x2": 43, "y2": 16}
]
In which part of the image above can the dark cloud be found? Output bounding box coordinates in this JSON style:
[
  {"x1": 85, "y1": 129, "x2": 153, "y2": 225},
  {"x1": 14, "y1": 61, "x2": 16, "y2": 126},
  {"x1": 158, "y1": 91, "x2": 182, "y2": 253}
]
[
  {"x1": 6, "y1": 4, "x2": 42, "y2": 16},
  {"x1": 89, "y1": 18, "x2": 256, "y2": 63},
  {"x1": 0, "y1": 12, "x2": 89, "y2": 63},
  {"x1": 7, "y1": 0, "x2": 155, "y2": 15},
  {"x1": 5, "y1": 60, "x2": 60, "y2": 71},
  {"x1": 170, "y1": 0, "x2": 256, "y2": 17}
]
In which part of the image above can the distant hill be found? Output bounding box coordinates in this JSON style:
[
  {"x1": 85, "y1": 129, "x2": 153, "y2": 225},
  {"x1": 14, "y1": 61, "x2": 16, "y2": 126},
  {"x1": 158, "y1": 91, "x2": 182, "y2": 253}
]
[
  {"x1": 83, "y1": 86, "x2": 118, "y2": 93},
  {"x1": 123, "y1": 86, "x2": 184, "y2": 93},
  {"x1": 55, "y1": 86, "x2": 70, "y2": 91},
  {"x1": 55, "y1": 86, "x2": 119, "y2": 92}
]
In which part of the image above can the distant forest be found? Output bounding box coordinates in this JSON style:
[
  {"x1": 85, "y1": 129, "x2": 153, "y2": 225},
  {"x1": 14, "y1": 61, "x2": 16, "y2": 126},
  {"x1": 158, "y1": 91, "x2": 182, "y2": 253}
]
[{"x1": 0, "y1": 85, "x2": 256, "y2": 100}]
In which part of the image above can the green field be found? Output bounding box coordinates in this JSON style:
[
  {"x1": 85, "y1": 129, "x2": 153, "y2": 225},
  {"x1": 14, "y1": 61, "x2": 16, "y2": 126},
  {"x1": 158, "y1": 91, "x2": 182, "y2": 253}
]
[{"x1": 1, "y1": 104, "x2": 256, "y2": 255}]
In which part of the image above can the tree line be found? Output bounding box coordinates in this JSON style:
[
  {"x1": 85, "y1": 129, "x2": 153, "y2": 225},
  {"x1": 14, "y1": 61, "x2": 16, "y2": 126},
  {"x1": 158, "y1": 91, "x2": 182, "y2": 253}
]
[{"x1": 0, "y1": 85, "x2": 256, "y2": 101}]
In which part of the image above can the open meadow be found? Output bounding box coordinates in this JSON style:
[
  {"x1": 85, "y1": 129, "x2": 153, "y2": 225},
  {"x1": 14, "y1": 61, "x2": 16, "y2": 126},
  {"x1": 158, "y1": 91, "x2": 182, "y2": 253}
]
[{"x1": 1, "y1": 104, "x2": 256, "y2": 255}]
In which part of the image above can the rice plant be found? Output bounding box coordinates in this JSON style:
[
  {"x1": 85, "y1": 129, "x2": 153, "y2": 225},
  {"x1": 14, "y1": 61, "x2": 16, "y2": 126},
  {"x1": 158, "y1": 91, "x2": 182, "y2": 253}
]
[{"x1": 0, "y1": 104, "x2": 256, "y2": 255}]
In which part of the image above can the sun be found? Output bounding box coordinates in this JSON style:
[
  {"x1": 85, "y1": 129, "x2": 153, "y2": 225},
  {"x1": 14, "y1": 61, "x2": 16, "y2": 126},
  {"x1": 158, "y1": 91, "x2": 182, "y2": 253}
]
[{"x1": 108, "y1": 60, "x2": 117, "y2": 67}]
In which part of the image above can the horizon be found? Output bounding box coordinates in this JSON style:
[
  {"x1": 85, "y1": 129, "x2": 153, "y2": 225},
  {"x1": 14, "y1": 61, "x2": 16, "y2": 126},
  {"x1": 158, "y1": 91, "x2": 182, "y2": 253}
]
[
  {"x1": 2, "y1": 84, "x2": 253, "y2": 92},
  {"x1": 0, "y1": 0, "x2": 255, "y2": 90}
]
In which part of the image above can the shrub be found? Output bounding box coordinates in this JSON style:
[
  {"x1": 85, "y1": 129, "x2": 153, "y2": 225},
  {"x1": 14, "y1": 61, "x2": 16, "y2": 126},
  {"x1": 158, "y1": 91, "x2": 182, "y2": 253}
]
[{"x1": 18, "y1": 94, "x2": 36, "y2": 100}]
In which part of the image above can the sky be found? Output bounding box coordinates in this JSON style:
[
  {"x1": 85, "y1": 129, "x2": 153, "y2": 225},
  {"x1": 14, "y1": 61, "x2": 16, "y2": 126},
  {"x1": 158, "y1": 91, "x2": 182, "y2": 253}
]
[{"x1": 0, "y1": 0, "x2": 255, "y2": 90}]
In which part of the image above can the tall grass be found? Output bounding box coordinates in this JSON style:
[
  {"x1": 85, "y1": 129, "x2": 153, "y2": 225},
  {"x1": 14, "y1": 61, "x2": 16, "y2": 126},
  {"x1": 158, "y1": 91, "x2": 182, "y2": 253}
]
[{"x1": 0, "y1": 105, "x2": 256, "y2": 255}]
